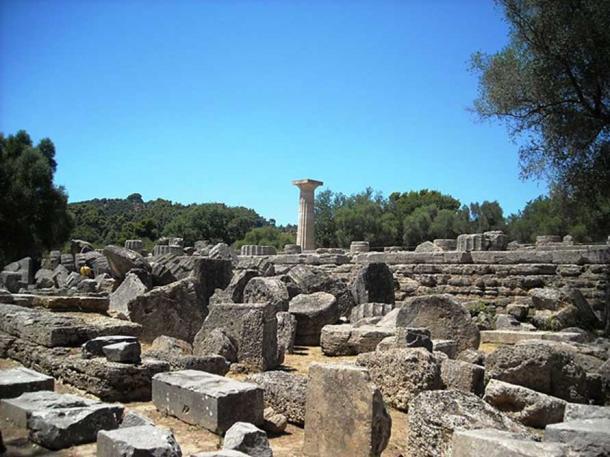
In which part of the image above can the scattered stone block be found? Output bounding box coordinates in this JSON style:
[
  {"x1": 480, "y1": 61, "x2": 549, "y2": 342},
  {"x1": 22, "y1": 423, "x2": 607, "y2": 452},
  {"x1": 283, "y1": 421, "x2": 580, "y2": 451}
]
[
  {"x1": 215, "y1": 269, "x2": 258, "y2": 303},
  {"x1": 407, "y1": 390, "x2": 529, "y2": 457},
  {"x1": 287, "y1": 265, "x2": 355, "y2": 318},
  {"x1": 480, "y1": 330, "x2": 582, "y2": 345},
  {"x1": 223, "y1": 422, "x2": 272, "y2": 457},
  {"x1": 82, "y1": 335, "x2": 139, "y2": 359},
  {"x1": 544, "y1": 419, "x2": 610, "y2": 456},
  {"x1": 276, "y1": 311, "x2": 297, "y2": 354},
  {"x1": 456, "y1": 348, "x2": 486, "y2": 366},
  {"x1": 349, "y1": 302, "x2": 394, "y2": 323},
  {"x1": 245, "y1": 371, "x2": 307, "y2": 426},
  {"x1": 457, "y1": 233, "x2": 489, "y2": 252},
  {"x1": 32, "y1": 295, "x2": 110, "y2": 313},
  {"x1": 433, "y1": 339, "x2": 458, "y2": 358},
  {"x1": 243, "y1": 277, "x2": 289, "y2": 311},
  {"x1": 357, "y1": 348, "x2": 442, "y2": 411},
  {"x1": 484, "y1": 379, "x2": 566, "y2": 428},
  {"x1": 320, "y1": 324, "x2": 394, "y2": 356},
  {"x1": 150, "y1": 335, "x2": 193, "y2": 356},
  {"x1": 103, "y1": 245, "x2": 150, "y2": 279},
  {"x1": 0, "y1": 367, "x2": 54, "y2": 399},
  {"x1": 415, "y1": 241, "x2": 443, "y2": 253},
  {"x1": 262, "y1": 407, "x2": 287, "y2": 434},
  {"x1": 109, "y1": 271, "x2": 149, "y2": 317},
  {"x1": 507, "y1": 303, "x2": 529, "y2": 320},
  {"x1": 396, "y1": 294, "x2": 480, "y2": 352},
  {"x1": 303, "y1": 363, "x2": 391, "y2": 457},
  {"x1": 349, "y1": 262, "x2": 395, "y2": 305},
  {"x1": 103, "y1": 341, "x2": 141, "y2": 364},
  {"x1": 97, "y1": 425, "x2": 182, "y2": 457},
  {"x1": 441, "y1": 359, "x2": 485, "y2": 396},
  {"x1": 152, "y1": 370, "x2": 264, "y2": 434},
  {"x1": 120, "y1": 410, "x2": 155, "y2": 428},
  {"x1": 12, "y1": 393, "x2": 123, "y2": 450},
  {"x1": 485, "y1": 340, "x2": 591, "y2": 403},
  {"x1": 289, "y1": 292, "x2": 339, "y2": 345},
  {"x1": 452, "y1": 429, "x2": 568, "y2": 457},
  {"x1": 564, "y1": 403, "x2": 610, "y2": 421},
  {"x1": 194, "y1": 302, "x2": 278, "y2": 371}
]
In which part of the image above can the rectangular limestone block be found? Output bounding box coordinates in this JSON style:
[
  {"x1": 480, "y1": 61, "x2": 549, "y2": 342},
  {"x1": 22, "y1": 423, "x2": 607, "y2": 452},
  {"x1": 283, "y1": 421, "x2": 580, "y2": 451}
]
[
  {"x1": 0, "y1": 367, "x2": 54, "y2": 399},
  {"x1": 152, "y1": 370, "x2": 263, "y2": 434},
  {"x1": 0, "y1": 391, "x2": 98, "y2": 427},
  {"x1": 452, "y1": 429, "x2": 568, "y2": 456},
  {"x1": 480, "y1": 330, "x2": 582, "y2": 345},
  {"x1": 544, "y1": 419, "x2": 610, "y2": 456},
  {"x1": 303, "y1": 363, "x2": 391, "y2": 457}
]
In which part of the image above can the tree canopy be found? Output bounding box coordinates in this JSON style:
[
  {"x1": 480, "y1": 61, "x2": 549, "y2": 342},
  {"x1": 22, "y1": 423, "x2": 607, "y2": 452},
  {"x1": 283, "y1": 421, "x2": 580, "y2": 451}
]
[
  {"x1": 471, "y1": 0, "x2": 610, "y2": 202},
  {"x1": 0, "y1": 131, "x2": 73, "y2": 266}
]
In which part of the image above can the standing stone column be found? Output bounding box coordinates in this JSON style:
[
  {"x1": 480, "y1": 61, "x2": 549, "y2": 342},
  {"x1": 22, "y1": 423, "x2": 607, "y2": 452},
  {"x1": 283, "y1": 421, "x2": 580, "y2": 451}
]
[{"x1": 293, "y1": 179, "x2": 323, "y2": 251}]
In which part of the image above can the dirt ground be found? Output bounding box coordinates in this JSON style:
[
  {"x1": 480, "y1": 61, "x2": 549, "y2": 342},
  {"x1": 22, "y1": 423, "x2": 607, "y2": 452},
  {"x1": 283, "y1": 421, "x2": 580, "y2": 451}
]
[{"x1": 0, "y1": 347, "x2": 410, "y2": 457}]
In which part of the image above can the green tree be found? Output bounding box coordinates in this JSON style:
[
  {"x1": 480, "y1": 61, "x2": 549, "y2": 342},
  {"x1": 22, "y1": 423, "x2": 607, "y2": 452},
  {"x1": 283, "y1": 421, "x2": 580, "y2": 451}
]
[
  {"x1": 0, "y1": 130, "x2": 73, "y2": 265},
  {"x1": 471, "y1": 0, "x2": 610, "y2": 203},
  {"x1": 235, "y1": 226, "x2": 295, "y2": 250}
]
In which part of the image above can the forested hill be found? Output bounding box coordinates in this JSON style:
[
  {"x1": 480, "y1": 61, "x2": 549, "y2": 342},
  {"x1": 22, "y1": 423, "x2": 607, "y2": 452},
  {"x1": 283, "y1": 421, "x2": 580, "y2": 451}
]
[{"x1": 68, "y1": 193, "x2": 270, "y2": 248}]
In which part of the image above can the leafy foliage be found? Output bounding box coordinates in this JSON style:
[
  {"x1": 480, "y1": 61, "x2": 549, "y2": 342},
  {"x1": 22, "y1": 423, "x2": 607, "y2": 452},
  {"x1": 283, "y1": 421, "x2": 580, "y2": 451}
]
[
  {"x1": 471, "y1": 0, "x2": 610, "y2": 203},
  {"x1": 234, "y1": 226, "x2": 296, "y2": 250},
  {"x1": 0, "y1": 131, "x2": 73, "y2": 266},
  {"x1": 314, "y1": 188, "x2": 508, "y2": 249}
]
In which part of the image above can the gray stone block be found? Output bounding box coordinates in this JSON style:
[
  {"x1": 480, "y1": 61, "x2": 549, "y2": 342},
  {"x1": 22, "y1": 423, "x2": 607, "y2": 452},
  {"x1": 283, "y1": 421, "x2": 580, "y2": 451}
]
[
  {"x1": 544, "y1": 419, "x2": 610, "y2": 456},
  {"x1": 29, "y1": 404, "x2": 122, "y2": 449},
  {"x1": 152, "y1": 370, "x2": 264, "y2": 434},
  {"x1": 97, "y1": 425, "x2": 181, "y2": 457},
  {"x1": 564, "y1": 403, "x2": 610, "y2": 421},
  {"x1": 303, "y1": 363, "x2": 391, "y2": 457},
  {"x1": 193, "y1": 302, "x2": 278, "y2": 371},
  {"x1": 223, "y1": 422, "x2": 272, "y2": 457},
  {"x1": 0, "y1": 367, "x2": 54, "y2": 399},
  {"x1": 82, "y1": 335, "x2": 139, "y2": 359},
  {"x1": 103, "y1": 341, "x2": 142, "y2": 364},
  {"x1": 245, "y1": 371, "x2": 307, "y2": 426},
  {"x1": 120, "y1": 410, "x2": 155, "y2": 428},
  {"x1": 452, "y1": 429, "x2": 568, "y2": 457}
]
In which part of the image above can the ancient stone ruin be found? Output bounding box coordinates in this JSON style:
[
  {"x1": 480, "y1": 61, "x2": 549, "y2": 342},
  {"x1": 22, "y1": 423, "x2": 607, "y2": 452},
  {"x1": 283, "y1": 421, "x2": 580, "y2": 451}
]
[{"x1": 0, "y1": 181, "x2": 609, "y2": 456}]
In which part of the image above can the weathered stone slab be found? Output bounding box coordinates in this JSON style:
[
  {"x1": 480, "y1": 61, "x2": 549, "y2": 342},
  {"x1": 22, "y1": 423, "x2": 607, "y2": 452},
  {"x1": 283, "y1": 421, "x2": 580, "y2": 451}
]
[
  {"x1": 544, "y1": 419, "x2": 610, "y2": 456},
  {"x1": 243, "y1": 277, "x2": 290, "y2": 312},
  {"x1": 452, "y1": 429, "x2": 568, "y2": 457},
  {"x1": 82, "y1": 335, "x2": 138, "y2": 359},
  {"x1": 103, "y1": 245, "x2": 150, "y2": 279},
  {"x1": 564, "y1": 403, "x2": 610, "y2": 421},
  {"x1": 32, "y1": 295, "x2": 109, "y2": 313},
  {"x1": 194, "y1": 302, "x2": 278, "y2": 371},
  {"x1": 223, "y1": 422, "x2": 272, "y2": 457},
  {"x1": 1, "y1": 391, "x2": 97, "y2": 428},
  {"x1": 320, "y1": 324, "x2": 395, "y2": 356},
  {"x1": 289, "y1": 292, "x2": 339, "y2": 345},
  {"x1": 119, "y1": 278, "x2": 205, "y2": 343},
  {"x1": 152, "y1": 370, "x2": 264, "y2": 434},
  {"x1": 440, "y1": 359, "x2": 485, "y2": 396},
  {"x1": 396, "y1": 294, "x2": 480, "y2": 352},
  {"x1": 485, "y1": 340, "x2": 590, "y2": 403},
  {"x1": 97, "y1": 425, "x2": 182, "y2": 457},
  {"x1": 4, "y1": 335, "x2": 168, "y2": 401},
  {"x1": 350, "y1": 302, "x2": 395, "y2": 323},
  {"x1": 354, "y1": 251, "x2": 472, "y2": 264},
  {"x1": 349, "y1": 262, "x2": 395, "y2": 305},
  {"x1": 103, "y1": 341, "x2": 141, "y2": 364},
  {"x1": 484, "y1": 379, "x2": 566, "y2": 428},
  {"x1": 276, "y1": 311, "x2": 297, "y2": 354},
  {"x1": 245, "y1": 371, "x2": 307, "y2": 426},
  {"x1": 28, "y1": 401, "x2": 123, "y2": 449},
  {"x1": 357, "y1": 348, "x2": 442, "y2": 412},
  {"x1": 109, "y1": 271, "x2": 149, "y2": 316},
  {"x1": 0, "y1": 304, "x2": 141, "y2": 347},
  {"x1": 303, "y1": 363, "x2": 391, "y2": 457},
  {"x1": 0, "y1": 367, "x2": 54, "y2": 399},
  {"x1": 480, "y1": 330, "x2": 582, "y2": 345},
  {"x1": 407, "y1": 390, "x2": 529, "y2": 457}
]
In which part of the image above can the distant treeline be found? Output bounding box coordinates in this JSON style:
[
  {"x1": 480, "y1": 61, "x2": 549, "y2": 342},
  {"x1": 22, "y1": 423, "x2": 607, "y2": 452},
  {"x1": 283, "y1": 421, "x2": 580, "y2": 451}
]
[{"x1": 68, "y1": 187, "x2": 609, "y2": 252}]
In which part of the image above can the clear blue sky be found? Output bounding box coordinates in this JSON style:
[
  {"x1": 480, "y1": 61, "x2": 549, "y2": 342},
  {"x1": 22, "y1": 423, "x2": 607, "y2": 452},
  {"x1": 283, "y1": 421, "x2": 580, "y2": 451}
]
[{"x1": 0, "y1": 0, "x2": 546, "y2": 225}]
